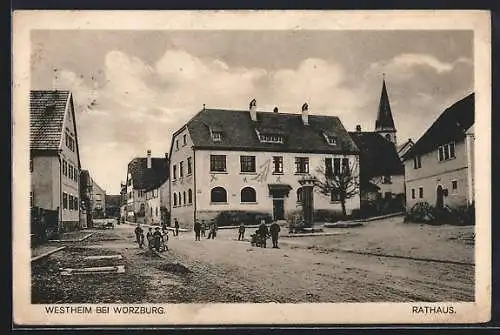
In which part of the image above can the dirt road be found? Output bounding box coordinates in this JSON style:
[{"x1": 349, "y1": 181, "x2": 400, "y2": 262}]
[{"x1": 32, "y1": 221, "x2": 474, "y2": 304}]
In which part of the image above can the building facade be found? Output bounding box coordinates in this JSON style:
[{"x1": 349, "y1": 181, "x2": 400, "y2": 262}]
[
  {"x1": 91, "y1": 180, "x2": 106, "y2": 219},
  {"x1": 145, "y1": 180, "x2": 170, "y2": 226},
  {"x1": 125, "y1": 150, "x2": 169, "y2": 223},
  {"x1": 170, "y1": 101, "x2": 361, "y2": 229},
  {"x1": 30, "y1": 90, "x2": 82, "y2": 232},
  {"x1": 402, "y1": 93, "x2": 475, "y2": 210}
]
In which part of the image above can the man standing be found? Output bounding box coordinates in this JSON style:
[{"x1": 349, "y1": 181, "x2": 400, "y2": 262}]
[
  {"x1": 270, "y1": 222, "x2": 281, "y2": 248},
  {"x1": 152, "y1": 227, "x2": 163, "y2": 252},
  {"x1": 174, "y1": 218, "x2": 180, "y2": 236},
  {"x1": 238, "y1": 223, "x2": 246, "y2": 241},
  {"x1": 194, "y1": 220, "x2": 201, "y2": 241},
  {"x1": 257, "y1": 220, "x2": 269, "y2": 248},
  {"x1": 134, "y1": 224, "x2": 144, "y2": 248},
  {"x1": 211, "y1": 221, "x2": 218, "y2": 239},
  {"x1": 201, "y1": 220, "x2": 206, "y2": 237}
]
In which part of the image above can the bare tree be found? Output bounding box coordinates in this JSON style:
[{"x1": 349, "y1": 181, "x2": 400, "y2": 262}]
[{"x1": 314, "y1": 157, "x2": 360, "y2": 216}]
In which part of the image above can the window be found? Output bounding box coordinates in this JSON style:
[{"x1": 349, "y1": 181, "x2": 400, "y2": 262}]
[
  {"x1": 176, "y1": 140, "x2": 179, "y2": 150},
  {"x1": 383, "y1": 175, "x2": 392, "y2": 184},
  {"x1": 173, "y1": 193, "x2": 177, "y2": 207},
  {"x1": 30, "y1": 159, "x2": 33, "y2": 173},
  {"x1": 63, "y1": 192, "x2": 68, "y2": 209},
  {"x1": 341, "y1": 158, "x2": 349, "y2": 174},
  {"x1": 326, "y1": 136, "x2": 337, "y2": 145},
  {"x1": 211, "y1": 187, "x2": 227, "y2": 203},
  {"x1": 452, "y1": 180, "x2": 458, "y2": 193},
  {"x1": 212, "y1": 131, "x2": 223, "y2": 142},
  {"x1": 260, "y1": 134, "x2": 284, "y2": 144},
  {"x1": 63, "y1": 160, "x2": 68, "y2": 177},
  {"x1": 411, "y1": 188, "x2": 416, "y2": 199},
  {"x1": 74, "y1": 196, "x2": 78, "y2": 210},
  {"x1": 188, "y1": 189, "x2": 193, "y2": 204},
  {"x1": 173, "y1": 165, "x2": 177, "y2": 179},
  {"x1": 69, "y1": 195, "x2": 74, "y2": 210},
  {"x1": 30, "y1": 191, "x2": 34, "y2": 207},
  {"x1": 69, "y1": 165, "x2": 73, "y2": 180},
  {"x1": 187, "y1": 157, "x2": 192, "y2": 175},
  {"x1": 183, "y1": 191, "x2": 186, "y2": 205},
  {"x1": 385, "y1": 134, "x2": 391, "y2": 142},
  {"x1": 156, "y1": 207, "x2": 158, "y2": 217},
  {"x1": 325, "y1": 158, "x2": 333, "y2": 177},
  {"x1": 438, "y1": 142, "x2": 456, "y2": 162},
  {"x1": 333, "y1": 158, "x2": 341, "y2": 175},
  {"x1": 419, "y1": 187, "x2": 424, "y2": 199},
  {"x1": 241, "y1": 187, "x2": 257, "y2": 203},
  {"x1": 413, "y1": 156, "x2": 422, "y2": 169},
  {"x1": 330, "y1": 190, "x2": 340, "y2": 202},
  {"x1": 297, "y1": 188, "x2": 303, "y2": 203},
  {"x1": 210, "y1": 155, "x2": 227, "y2": 172},
  {"x1": 183, "y1": 134, "x2": 187, "y2": 145},
  {"x1": 240, "y1": 156, "x2": 256, "y2": 173},
  {"x1": 180, "y1": 161, "x2": 184, "y2": 177},
  {"x1": 178, "y1": 192, "x2": 182, "y2": 205},
  {"x1": 295, "y1": 157, "x2": 309, "y2": 174},
  {"x1": 272, "y1": 156, "x2": 283, "y2": 174},
  {"x1": 128, "y1": 192, "x2": 132, "y2": 199}
]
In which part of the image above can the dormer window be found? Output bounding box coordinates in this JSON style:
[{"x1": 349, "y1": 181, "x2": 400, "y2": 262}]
[
  {"x1": 260, "y1": 134, "x2": 284, "y2": 144},
  {"x1": 212, "y1": 131, "x2": 223, "y2": 142},
  {"x1": 322, "y1": 132, "x2": 337, "y2": 146}
]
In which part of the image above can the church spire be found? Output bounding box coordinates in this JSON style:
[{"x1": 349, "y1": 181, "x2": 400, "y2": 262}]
[{"x1": 375, "y1": 75, "x2": 397, "y2": 144}]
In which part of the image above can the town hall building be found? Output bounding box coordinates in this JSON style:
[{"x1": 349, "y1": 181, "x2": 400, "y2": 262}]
[{"x1": 169, "y1": 100, "x2": 361, "y2": 228}]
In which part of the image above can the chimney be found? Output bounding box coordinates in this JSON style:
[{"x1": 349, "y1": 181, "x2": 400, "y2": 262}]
[
  {"x1": 301, "y1": 102, "x2": 309, "y2": 126},
  {"x1": 356, "y1": 125, "x2": 362, "y2": 132},
  {"x1": 147, "y1": 150, "x2": 152, "y2": 169},
  {"x1": 165, "y1": 152, "x2": 169, "y2": 160},
  {"x1": 249, "y1": 98, "x2": 257, "y2": 122},
  {"x1": 273, "y1": 107, "x2": 279, "y2": 113}
]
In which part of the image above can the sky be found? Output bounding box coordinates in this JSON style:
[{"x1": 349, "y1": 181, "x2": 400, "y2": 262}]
[{"x1": 30, "y1": 30, "x2": 473, "y2": 194}]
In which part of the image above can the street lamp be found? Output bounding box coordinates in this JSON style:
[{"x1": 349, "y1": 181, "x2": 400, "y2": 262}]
[{"x1": 298, "y1": 174, "x2": 317, "y2": 229}]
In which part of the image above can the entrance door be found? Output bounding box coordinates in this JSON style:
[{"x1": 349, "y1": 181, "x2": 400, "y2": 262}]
[
  {"x1": 273, "y1": 199, "x2": 285, "y2": 220},
  {"x1": 436, "y1": 185, "x2": 444, "y2": 209}
]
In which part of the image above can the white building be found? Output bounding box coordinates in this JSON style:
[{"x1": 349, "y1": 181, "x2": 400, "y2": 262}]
[
  {"x1": 169, "y1": 100, "x2": 361, "y2": 229},
  {"x1": 402, "y1": 93, "x2": 475, "y2": 210},
  {"x1": 30, "y1": 90, "x2": 82, "y2": 232},
  {"x1": 125, "y1": 150, "x2": 169, "y2": 223}
]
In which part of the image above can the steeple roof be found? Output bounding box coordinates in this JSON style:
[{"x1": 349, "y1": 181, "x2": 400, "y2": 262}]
[{"x1": 375, "y1": 78, "x2": 395, "y2": 130}]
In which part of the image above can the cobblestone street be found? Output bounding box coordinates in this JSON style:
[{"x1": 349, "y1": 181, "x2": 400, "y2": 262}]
[{"x1": 32, "y1": 217, "x2": 475, "y2": 304}]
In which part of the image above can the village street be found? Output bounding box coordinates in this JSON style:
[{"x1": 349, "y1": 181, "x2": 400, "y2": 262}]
[{"x1": 32, "y1": 216, "x2": 475, "y2": 304}]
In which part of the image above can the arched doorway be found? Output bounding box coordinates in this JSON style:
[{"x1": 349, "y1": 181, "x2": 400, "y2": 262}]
[{"x1": 436, "y1": 185, "x2": 444, "y2": 209}]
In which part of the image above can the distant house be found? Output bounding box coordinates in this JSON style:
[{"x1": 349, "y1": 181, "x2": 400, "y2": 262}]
[
  {"x1": 105, "y1": 194, "x2": 121, "y2": 218},
  {"x1": 30, "y1": 90, "x2": 82, "y2": 232},
  {"x1": 91, "y1": 180, "x2": 106, "y2": 219},
  {"x1": 125, "y1": 150, "x2": 169, "y2": 223},
  {"x1": 119, "y1": 182, "x2": 127, "y2": 222},
  {"x1": 348, "y1": 78, "x2": 405, "y2": 211},
  {"x1": 145, "y1": 179, "x2": 169, "y2": 226},
  {"x1": 169, "y1": 100, "x2": 360, "y2": 228},
  {"x1": 402, "y1": 93, "x2": 475, "y2": 210},
  {"x1": 79, "y1": 170, "x2": 93, "y2": 228}
]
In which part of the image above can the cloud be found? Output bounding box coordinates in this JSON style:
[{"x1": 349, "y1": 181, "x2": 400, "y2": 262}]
[{"x1": 368, "y1": 53, "x2": 473, "y2": 80}]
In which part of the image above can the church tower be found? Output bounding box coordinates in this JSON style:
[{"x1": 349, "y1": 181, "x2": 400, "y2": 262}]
[{"x1": 375, "y1": 76, "x2": 397, "y2": 145}]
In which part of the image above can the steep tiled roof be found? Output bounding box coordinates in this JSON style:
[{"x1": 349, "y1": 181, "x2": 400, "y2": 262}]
[
  {"x1": 402, "y1": 93, "x2": 474, "y2": 160},
  {"x1": 349, "y1": 131, "x2": 404, "y2": 178},
  {"x1": 30, "y1": 90, "x2": 71, "y2": 151},
  {"x1": 185, "y1": 109, "x2": 359, "y2": 154},
  {"x1": 127, "y1": 157, "x2": 169, "y2": 190}
]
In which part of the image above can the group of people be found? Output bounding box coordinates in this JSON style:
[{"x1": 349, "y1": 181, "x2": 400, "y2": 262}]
[
  {"x1": 251, "y1": 220, "x2": 281, "y2": 248},
  {"x1": 134, "y1": 224, "x2": 168, "y2": 252},
  {"x1": 134, "y1": 218, "x2": 282, "y2": 250},
  {"x1": 193, "y1": 220, "x2": 218, "y2": 241}
]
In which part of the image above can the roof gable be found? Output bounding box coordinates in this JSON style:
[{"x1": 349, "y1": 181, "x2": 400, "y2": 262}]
[
  {"x1": 30, "y1": 90, "x2": 71, "y2": 151},
  {"x1": 127, "y1": 157, "x2": 169, "y2": 190},
  {"x1": 349, "y1": 131, "x2": 404, "y2": 177},
  {"x1": 403, "y1": 93, "x2": 474, "y2": 160},
  {"x1": 186, "y1": 109, "x2": 359, "y2": 154}
]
